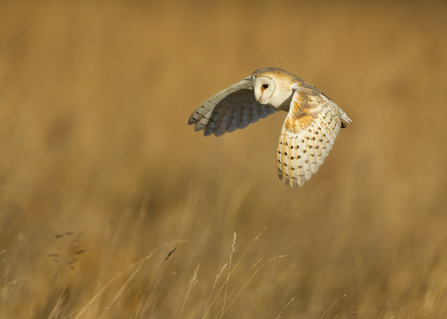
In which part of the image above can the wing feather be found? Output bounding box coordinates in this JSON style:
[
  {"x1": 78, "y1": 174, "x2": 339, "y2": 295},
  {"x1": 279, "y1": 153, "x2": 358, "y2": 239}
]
[
  {"x1": 277, "y1": 88, "x2": 351, "y2": 188},
  {"x1": 188, "y1": 77, "x2": 277, "y2": 137}
]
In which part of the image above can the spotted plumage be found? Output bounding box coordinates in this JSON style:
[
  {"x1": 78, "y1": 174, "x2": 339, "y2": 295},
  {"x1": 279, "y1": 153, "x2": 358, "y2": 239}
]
[{"x1": 188, "y1": 67, "x2": 352, "y2": 188}]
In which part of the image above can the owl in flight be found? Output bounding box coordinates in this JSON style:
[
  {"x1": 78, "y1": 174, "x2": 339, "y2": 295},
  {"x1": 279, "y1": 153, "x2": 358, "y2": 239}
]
[{"x1": 188, "y1": 68, "x2": 352, "y2": 188}]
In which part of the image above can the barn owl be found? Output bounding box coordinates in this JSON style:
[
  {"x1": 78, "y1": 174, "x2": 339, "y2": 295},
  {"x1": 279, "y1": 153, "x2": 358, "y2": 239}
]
[{"x1": 188, "y1": 67, "x2": 351, "y2": 188}]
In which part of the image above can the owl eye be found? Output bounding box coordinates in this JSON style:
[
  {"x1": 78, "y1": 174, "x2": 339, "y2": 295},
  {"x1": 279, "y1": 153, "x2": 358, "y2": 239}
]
[{"x1": 262, "y1": 84, "x2": 269, "y2": 89}]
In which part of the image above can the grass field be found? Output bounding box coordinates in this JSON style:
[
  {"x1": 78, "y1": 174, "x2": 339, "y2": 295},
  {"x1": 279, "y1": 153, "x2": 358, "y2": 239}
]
[{"x1": 1, "y1": 0, "x2": 447, "y2": 318}]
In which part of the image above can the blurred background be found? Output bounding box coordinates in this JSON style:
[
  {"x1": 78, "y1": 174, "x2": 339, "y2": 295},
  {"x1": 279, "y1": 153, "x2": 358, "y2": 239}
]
[{"x1": 1, "y1": 0, "x2": 447, "y2": 318}]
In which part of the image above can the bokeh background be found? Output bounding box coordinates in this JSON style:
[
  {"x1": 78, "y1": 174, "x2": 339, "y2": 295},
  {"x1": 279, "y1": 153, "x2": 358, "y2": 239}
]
[{"x1": 1, "y1": 0, "x2": 447, "y2": 318}]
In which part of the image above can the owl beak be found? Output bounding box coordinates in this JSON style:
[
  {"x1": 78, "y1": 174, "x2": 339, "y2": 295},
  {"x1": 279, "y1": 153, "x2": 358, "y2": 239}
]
[{"x1": 258, "y1": 86, "x2": 265, "y2": 102}]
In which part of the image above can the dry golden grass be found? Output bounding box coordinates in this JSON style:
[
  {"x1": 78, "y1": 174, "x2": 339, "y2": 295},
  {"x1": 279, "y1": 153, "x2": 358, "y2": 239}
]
[{"x1": 1, "y1": 0, "x2": 447, "y2": 317}]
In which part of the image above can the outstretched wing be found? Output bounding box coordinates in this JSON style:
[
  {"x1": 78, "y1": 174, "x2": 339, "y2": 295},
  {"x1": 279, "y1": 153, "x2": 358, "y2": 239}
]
[
  {"x1": 188, "y1": 77, "x2": 277, "y2": 137},
  {"x1": 276, "y1": 87, "x2": 351, "y2": 188}
]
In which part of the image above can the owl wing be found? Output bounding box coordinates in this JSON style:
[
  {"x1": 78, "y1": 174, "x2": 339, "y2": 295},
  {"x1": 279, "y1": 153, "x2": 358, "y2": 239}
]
[
  {"x1": 276, "y1": 87, "x2": 351, "y2": 188},
  {"x1": 188, "y1": 77, "x2": 277, "y2": 137}
]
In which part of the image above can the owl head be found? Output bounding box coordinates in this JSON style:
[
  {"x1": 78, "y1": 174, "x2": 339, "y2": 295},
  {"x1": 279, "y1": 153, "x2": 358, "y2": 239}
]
[
  {"x1": 252, "y1": 73, "x2": 277, "y2": 105},
  {"x1": 252, "y1": 68, "x2": 294, "y2": 109}
]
